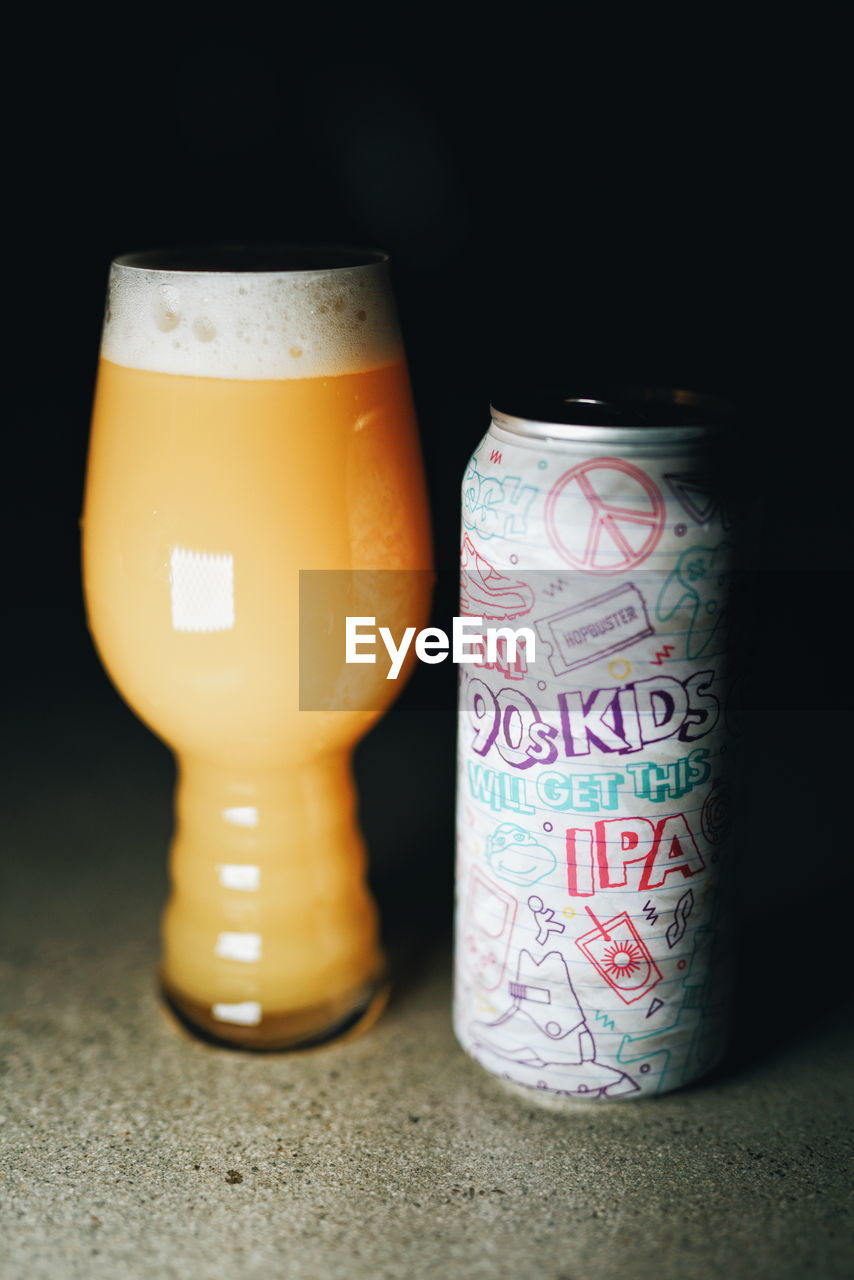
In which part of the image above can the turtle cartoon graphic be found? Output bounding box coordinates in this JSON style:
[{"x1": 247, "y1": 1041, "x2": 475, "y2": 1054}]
[{"x1": 485, "y1": 823, "x2": 556, "y2": 888}]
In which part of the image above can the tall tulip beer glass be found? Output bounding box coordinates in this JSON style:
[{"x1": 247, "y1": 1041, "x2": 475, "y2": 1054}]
[{"x1": 83, "y1": 246, "x2": 432, "y2": 1049}]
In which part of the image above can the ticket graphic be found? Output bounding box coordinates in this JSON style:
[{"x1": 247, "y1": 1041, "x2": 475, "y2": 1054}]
[{"x1": 535, "y1": 582, "x2": 654, "y2": 675}]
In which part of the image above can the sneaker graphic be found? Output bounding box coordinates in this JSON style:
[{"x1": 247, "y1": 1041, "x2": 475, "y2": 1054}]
[
  {"x1": 472, "y1": 949, "x2": 589, "y2": 1066},
  {"x1": 469, "y1": 946, "x2": 639, "y2": 1099},
  {"x1": 460, "y1": 535, "x2": 535, "y2": 620}
]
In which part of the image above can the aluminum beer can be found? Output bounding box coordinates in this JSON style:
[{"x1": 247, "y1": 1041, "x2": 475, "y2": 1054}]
[{"x1": 453, "y1": 389, "x2": 733, "y2": 1104}]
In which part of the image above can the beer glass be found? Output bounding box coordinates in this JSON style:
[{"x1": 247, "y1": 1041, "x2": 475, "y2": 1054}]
[{"x1": 82, "y1": 246, "x2": 432, "y2": 1049}]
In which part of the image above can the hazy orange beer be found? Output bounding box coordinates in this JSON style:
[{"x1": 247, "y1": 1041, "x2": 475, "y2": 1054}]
[{"x1": 83, "y1": 246, "x2": 432, "y2": 1048}]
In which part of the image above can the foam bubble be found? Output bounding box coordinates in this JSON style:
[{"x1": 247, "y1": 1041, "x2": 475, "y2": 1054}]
[{"x1": 102, "y1": 258, "x2": 403, "y2": 379}]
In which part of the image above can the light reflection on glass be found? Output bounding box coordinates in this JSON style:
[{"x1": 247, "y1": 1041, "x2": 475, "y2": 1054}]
[
  {"x1": 215, "y1": 931, "x2": 262, "y2": 962},
  {"x1": 212, "y1": 1001, "x2": 262, "y2": 1026},
  {"x1": 169, "y1": 545, "x2": 234, "y2": 632},
  {"x1": 222, "y1": 806, "x2": 258, "y2": 828},
  {"x1": 218, "y1": 864, "x2": 261, "y2": 891}
]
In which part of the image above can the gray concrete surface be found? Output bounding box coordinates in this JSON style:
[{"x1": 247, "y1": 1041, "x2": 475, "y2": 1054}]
[{"x1": 2, "y1": 696, "x2": 852, "y2": 1279}]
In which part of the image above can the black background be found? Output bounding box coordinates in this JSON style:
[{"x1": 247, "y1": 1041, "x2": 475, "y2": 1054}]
[
  {"x1": 5, "y1": 35, "x2": 847, "y2": 1063},
  {"x1": 8, "y1": 41, "x2": 836, "y2": 695}
]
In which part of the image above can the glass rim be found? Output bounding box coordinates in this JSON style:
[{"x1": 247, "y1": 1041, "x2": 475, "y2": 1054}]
[{"x1": 111, "y1": 242, "x2": 390, "y2": 277}]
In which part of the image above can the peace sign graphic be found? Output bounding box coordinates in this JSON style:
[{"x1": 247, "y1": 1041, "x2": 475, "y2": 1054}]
[{"x1": 545, "y1": 457, "x2": 665, "y2": 572}]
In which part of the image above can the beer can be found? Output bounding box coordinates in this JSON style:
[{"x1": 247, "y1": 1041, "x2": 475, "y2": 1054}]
[{"x1": 453, "y1": 388, "x2": 733, "y2": 1104}]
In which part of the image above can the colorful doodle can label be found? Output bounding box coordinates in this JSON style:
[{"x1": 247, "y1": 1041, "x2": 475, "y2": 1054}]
[{"x1": 453, "y1": 391, "x2": 733, "y2": 1103}]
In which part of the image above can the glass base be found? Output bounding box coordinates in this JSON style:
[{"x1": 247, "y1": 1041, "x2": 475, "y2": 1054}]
[{"x1": 160, "y1": 972, "x2": 389, "y2": 1052}]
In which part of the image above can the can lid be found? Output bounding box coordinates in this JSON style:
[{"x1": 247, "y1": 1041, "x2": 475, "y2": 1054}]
[{"x1": 490, "y1": 385, "x2": 734, "y2": 444}]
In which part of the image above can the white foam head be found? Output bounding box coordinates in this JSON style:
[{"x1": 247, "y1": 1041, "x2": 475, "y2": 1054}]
[{"x1": 101, "y1": 246, "x2": 403, "y2": 380}]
